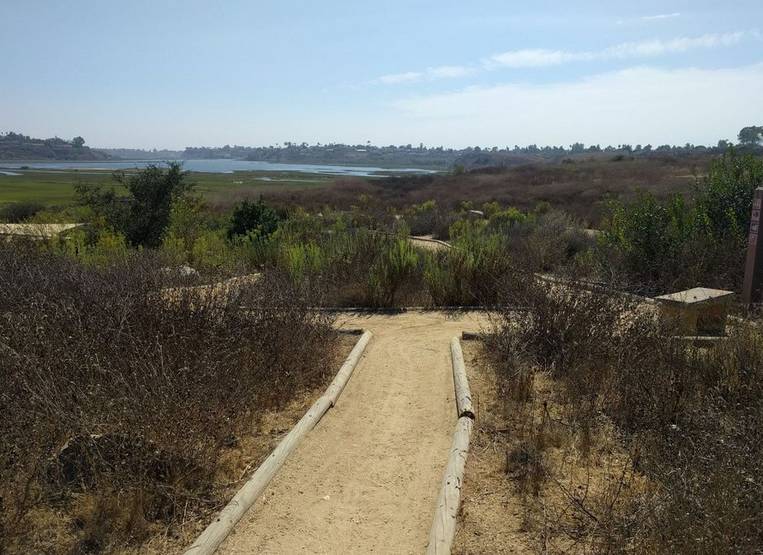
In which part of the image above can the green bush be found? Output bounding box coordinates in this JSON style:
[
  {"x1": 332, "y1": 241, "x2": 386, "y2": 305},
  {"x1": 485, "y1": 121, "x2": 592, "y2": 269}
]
[
  {"x1": 695, "y1": 149, "x2": 763, "y2": 242},
  {"x1": 368, "y1": 238, "x2": 419, "y2": 306},
  {"x1": 228, "y1": 198, "x2": 280, "y2": 240},
  {"x1": 425, "y1": 224, "x2": 511, "y2": 305},
  {"x1": 0, "y1": 201, "x2": 44, "y2": 222},
  {"x1": 76, "y1": 162, "x2": 192, "y2": 248},
  {"x1": 601, "y1": 150, "x2": 763, "y2": 291},
  {"x1": 404, "y1": 199, "x2": 439, "y2": 236},
  {"x1": 603, "y1": 193, "x2": 692, "y2": 283}
]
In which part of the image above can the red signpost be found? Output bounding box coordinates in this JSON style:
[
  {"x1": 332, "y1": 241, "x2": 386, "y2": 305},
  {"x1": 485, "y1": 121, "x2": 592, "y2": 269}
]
[{"x1": 742, "y1": 187, "x2": 763, "y2": 307}]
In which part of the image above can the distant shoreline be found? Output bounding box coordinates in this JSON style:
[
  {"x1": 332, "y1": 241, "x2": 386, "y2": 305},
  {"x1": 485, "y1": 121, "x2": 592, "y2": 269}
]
[{"x1": 0, "y1": 159, "x2": 440, "y2": 177}]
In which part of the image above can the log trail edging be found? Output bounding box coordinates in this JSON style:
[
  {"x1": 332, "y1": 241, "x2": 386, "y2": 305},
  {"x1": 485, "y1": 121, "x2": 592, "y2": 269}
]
[
  {"x1": 450, "y1": 337, "x2": 474, "y2": 419},
  {"x1": 426, "y1": 336, "x2": 475, "y2": 554},
  {"x1": 426, "y1": 415, "x2": 473, "y2": 554},
  {"x1": 184, "y1": 330, "x2": 373, "y2": 555}
]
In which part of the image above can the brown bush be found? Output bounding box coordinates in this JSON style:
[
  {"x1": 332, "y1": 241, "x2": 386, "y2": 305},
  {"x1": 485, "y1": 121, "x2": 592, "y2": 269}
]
[
  {"x1": 0, "y1": 244, "x2": 335, "y2": 552},
  {"x1": 490, "y1": 276, "x2": 763, "y2": 552},
  {"x1": 261, "y1": 157, "x2": 707, "y2": 226}
]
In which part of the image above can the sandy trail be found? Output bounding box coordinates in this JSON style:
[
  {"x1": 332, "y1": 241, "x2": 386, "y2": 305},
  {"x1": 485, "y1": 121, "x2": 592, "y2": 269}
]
[{"x1": 219, "y1": 311, "x2": 488, "y2": 554}]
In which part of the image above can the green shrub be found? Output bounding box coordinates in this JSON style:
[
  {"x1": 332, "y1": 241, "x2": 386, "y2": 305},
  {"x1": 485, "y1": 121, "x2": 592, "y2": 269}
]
[
  {"x1": 46, "y1": 227, "x2": 130, "y2": 267},
  {"x1": 601, "y1": 150, "x2": 763, "y2": 291},
  {"x1": 485, "y1": 206, "x2": 530, "y2": 234},
  {"x1": 228, "y1": 198, "x2": 280, "y2": 240},
  {"x1": 161, "y1": 195, "x2": 211, "y2": 265},
  {"x1": 603, "y1": 192, "x2": 692, "y2": 283},
  {"x1": 695, "y1": 149, "x2": 763, "y2": 242},
  {"x1": 282, "y1": 242, "x2": 325, "y2": 284},
  {"x1": 405, "y1": 199, "x2": 439, "y2": 236},
  {"x1": 0, "y1": 201, "x2": 44, "y2": 222},
  {"x1": 191, "y1": 229, "x2": 233, "y2": 272},
  {"x1": 425, "y1": 225, "x2": 511, "y2": 305},
  {"x1": 76, "y1": 162, "x2": 192, "y2": 248},
  {"x1": 368, "y1": 238, "x2": 419, "y2": 306}
]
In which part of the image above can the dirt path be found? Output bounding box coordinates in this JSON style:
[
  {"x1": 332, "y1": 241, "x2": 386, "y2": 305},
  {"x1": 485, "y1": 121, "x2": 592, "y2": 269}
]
[{"x1": 219, "y1": 311, "x2": 488, "y2": 554}]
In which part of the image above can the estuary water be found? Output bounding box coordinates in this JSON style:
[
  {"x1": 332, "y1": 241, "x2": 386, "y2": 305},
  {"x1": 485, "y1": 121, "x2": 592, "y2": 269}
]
[{"x1": 0, "y1": 159, "x2": 436, "y2": 177}]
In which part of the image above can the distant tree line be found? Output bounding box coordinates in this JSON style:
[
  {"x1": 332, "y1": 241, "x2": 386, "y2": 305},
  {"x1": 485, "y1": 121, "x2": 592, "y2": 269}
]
[
  {"x1": 3, "y1": 125, "x2": 761, "y2": 167},
  {"x1": 180, "y1": 125, "x2": 763, "y2": 169},
  {"x1": 0, "y1": 131, "x2": 109, "y2": 161}
]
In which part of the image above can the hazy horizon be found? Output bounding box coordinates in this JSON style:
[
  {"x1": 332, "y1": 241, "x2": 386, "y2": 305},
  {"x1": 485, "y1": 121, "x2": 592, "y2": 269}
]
[{"x1": 2, "y1": 1, "x2": 762, "y2": 150}]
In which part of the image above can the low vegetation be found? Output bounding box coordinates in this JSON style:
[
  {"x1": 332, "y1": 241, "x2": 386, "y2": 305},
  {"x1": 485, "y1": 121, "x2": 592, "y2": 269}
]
[
  {"x1": 488, "y1": 274, "x2": 762, "y2": 552},
  {"x1": 0, "y1": 247, "x2": 336, "y2": 553},
  {"x1": 601, "y1": 150, "x2": 763, "y2": 293},
  {"x1": 0, "y1": 144, "x2": 761, "y2": 552}
]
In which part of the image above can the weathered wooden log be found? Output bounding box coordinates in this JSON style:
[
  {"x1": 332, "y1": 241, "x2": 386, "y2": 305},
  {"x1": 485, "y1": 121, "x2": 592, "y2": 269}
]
[
  {"x1": 324, "y1": 330, "x2": 372, "y2": 405},
  {"x1": 450, "y1": 337, "x2": 474, "y2": 419},
  {"x1": 184, "y1": 330, "x2": 372, "y2": 555},
  {"x1": 426, "y1": 416, "x2": 473, "y2": 555}
]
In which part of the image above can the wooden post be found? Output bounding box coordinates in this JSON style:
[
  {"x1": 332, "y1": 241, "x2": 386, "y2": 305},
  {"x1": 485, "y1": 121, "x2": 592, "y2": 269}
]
[{"x1": 743, "y1": 188, "x2": 763, "y2": 307}]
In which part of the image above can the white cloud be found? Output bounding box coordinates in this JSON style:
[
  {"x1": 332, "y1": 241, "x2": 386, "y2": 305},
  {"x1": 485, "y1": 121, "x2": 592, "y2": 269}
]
[
  {"x1": 641, "y1": 12, "x2": 681, "y2": 21},
  {"x1": 387, "y1": 64, "x2": 763, "y2": 147},
  {"x1": 377, "y1": 71, "x2": 423, "y2": 84},
  {"x1": 374, "y1": 65, "x2": 472, "y2": 85},
  {"x1": 427, "y1": 65, "x2": 473, "y2": 79},
  {"x1": 488, "y1": 31, "x2": 747, "y2": 68},
  {"x1": 375, "y1": 31, "x2": 750, "y2": 85},
  {"x1": 485, "y1": 49, "x2": 587, "y2": 68}
]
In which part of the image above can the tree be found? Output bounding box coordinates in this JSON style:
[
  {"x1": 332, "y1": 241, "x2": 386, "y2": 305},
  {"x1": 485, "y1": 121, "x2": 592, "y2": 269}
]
[
  {"x1": 72, "y1": 136, "x2": 85, "y2": 148},
  {"x1": 227, "y1": 198, "x2": 280, "y2": 240},
  {"x1": 738, "y1": 126, "x2": 763, "y2": 146},
  {"x1": 76, "y1": 162, "x2": 191, "y2": 247}
]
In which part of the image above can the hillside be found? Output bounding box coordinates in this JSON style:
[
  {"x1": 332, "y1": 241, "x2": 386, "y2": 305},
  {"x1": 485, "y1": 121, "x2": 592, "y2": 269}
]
[{"x1": 0, "y1": 132, "x2": 111, "y2": 161}]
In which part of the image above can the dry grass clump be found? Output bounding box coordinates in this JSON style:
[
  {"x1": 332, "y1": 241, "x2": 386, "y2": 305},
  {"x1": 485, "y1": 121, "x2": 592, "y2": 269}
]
[
  {"x1": 489, "y1": 276, "x2": 763, "y2": 552},
  {"x1": 0, "y1": 243, "x2": 335, "y2": 553}
]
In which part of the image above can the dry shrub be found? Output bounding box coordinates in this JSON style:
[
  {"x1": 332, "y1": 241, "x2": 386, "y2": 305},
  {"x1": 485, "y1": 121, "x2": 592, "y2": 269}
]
[
  {"x1": 490, "y1": 275, "x2": 763, "y2": 552},
  {"x1": 0, "y1": 243, "x2": 335, "y2": 553},
  {"x1": 264, "y1": 157, "x2": 705, "y2": 225},
  {"x1": 513, "y1": 211, "x2": 595, "y2": 275}
]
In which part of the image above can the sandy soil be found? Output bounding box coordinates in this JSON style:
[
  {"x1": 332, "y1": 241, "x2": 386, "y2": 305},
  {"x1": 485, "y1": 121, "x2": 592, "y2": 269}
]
[{"x1": 219, "y1": 311, "x2": 488, "y2": 554}]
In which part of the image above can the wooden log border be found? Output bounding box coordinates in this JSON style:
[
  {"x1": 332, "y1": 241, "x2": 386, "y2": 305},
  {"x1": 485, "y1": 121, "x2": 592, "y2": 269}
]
[
  {"x1": 426, "y1": 416, "x2": 473, "y2": 555},
  {"x1": 184, "y1": 330, "x2": 373, "y2": 555},
  {"x1": 426, "y1": 336, "x2": 476, "y2": 554},
  {"x1": 450, "y1": 337, "x2": 474, "y2": 419}
]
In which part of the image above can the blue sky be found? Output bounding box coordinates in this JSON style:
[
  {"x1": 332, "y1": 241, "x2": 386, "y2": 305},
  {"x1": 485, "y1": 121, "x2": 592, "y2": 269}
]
[{"x1": 1, "y1": 0, "x2": 762, "y2": 149}]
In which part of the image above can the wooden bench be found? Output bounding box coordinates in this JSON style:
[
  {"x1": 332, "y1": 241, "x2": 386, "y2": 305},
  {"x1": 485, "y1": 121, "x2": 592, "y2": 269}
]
[{"x1": 654, "y1": 287, "x2": 735, "y2": 336}]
